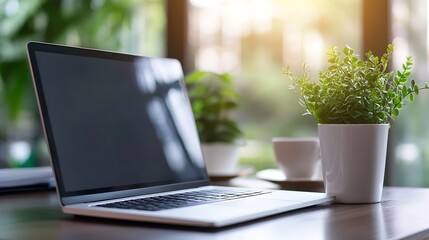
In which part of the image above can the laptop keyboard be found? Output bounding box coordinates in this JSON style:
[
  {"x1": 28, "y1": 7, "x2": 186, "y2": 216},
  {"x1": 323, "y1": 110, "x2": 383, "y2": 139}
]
[{"x1": 96, "y1": 189, "x2": 269, "y2": 211}]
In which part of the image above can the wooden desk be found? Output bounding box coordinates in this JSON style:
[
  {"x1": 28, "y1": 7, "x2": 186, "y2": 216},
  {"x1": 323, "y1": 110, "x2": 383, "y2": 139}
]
[{"x1": 1, "y1": 187, "x2": 428, "y2": 240}]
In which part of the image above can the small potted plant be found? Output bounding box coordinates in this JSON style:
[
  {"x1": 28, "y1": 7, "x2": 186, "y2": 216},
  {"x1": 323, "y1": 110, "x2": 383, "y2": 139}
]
[
  {"x1": 185, "y1": 71, "x2": 243, "y2": 176},
  {"x1": 284, "y1": 44, "x2": 428, "y2": 203}
]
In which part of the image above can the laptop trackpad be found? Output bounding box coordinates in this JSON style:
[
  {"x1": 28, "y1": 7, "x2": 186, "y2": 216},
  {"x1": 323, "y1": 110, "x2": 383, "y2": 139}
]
[
  {"x1": 215, "y1": 198, "x2": 302, "y2": 209},
  {"x1": 159, "y1": 198, "x2": 302, "y2": 221}
]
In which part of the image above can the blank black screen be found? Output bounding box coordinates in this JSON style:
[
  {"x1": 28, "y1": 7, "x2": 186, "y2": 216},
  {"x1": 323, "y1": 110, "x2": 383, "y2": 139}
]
[{"x1": 34, "y1": 50, "x2": 207, "y2": 194}]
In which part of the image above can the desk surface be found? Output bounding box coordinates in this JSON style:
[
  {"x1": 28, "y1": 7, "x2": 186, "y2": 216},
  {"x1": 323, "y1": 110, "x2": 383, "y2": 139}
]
[{"x1": 1, "y1": 186, "x2": 429, "y2": 240}]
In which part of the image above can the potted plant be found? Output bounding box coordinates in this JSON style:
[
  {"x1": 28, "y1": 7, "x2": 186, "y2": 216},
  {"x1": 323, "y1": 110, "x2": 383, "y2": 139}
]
[
  {"x1": 284, "y1": 44, "x2": 428, "y2": 203},
  {"x1": 185, "y1": 71, "x2": 243, "y2": 176}
]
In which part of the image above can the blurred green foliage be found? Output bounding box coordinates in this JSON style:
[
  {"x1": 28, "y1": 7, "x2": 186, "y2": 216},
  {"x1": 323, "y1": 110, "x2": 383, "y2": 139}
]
[{"x1": 185, "y1": 71, "x2": 242, "y2": 143}]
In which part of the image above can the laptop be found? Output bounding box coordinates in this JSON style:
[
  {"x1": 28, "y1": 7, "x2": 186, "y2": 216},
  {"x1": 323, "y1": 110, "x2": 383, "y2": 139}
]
[{"x1": 26, "y1": 41, "x2": 333, "y2": 228}]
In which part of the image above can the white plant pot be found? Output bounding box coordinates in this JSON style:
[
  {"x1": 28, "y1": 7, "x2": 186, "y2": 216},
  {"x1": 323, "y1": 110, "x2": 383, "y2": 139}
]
[
  {"x1": 201, "y1": 143, "x2": 240, "y2": 176},
  {"x1": 318, "y1": 124, "x2": 389, "y2": 203}
]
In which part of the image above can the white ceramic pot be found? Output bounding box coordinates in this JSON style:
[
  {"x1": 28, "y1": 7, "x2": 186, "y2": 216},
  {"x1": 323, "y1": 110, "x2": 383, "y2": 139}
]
[
  {"x1": 201, "y1": 143, "x2": 240, "y2": 176},
  {"x1": 318, "y1": 124, "x2": 389, "y2": 203}
]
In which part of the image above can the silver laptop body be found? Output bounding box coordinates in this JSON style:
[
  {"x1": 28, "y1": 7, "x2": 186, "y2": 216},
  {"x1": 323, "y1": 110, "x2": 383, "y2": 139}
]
[{"x1": 26, "y1": 41, "x2": 332, "y2": 227}]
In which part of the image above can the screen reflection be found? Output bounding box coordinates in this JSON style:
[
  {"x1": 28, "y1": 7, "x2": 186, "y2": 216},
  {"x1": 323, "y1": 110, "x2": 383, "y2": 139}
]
[{"x1": 140, "y1": 58, "x2": 206, "y2": 176}]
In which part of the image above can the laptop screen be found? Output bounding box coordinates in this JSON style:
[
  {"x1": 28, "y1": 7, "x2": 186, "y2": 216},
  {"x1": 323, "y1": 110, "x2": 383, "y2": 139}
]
[{"x1": 27, "y1": 43, "x2": 208, "y2": 199}]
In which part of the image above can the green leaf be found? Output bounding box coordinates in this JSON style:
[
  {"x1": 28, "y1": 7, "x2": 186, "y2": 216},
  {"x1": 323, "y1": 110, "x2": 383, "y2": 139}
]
[
  {"x1": 414, "y1": 85, "x2": 419, "y2": 95},
  {"x1": 399, "y1": 76, "x2": 408, "y2": 84},
  {"x1": 185, "y1": 71, "x2": 207, "y2": 83},
  {"x1": 410, "y1": 94, "x2": 415, "y2": 102},
  {"x1": 387, "y1": 89, "x2": 394, "y2": 98},
  {"x1": 394, "y1": 76, "x2": 400, "y2": 85},
  {"x1": 396, "y1": 103, "x2": 403, "y2": 109},
  {"x1": 328, "y1": 58, "x2": 336, "y2": 64},
  {"x1": 307, "y1": 102, "x2": 316, "y2": 114},
  {"x1": 219, "y1": 73, "x2": 233, "y2": 84},
  {"x1": 393, "y1": 108, "x2": 399, "y2": 117},
  {"x1": 402, "y1": 86, "x2": 408, "y2": 96},
  {"x1": 393, "y1": 98, "x2": 401, "y2": 105}
]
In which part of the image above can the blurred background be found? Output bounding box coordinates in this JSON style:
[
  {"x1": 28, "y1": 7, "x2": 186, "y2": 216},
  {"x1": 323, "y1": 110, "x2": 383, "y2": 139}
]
[{"x1": 0, "y1": 0, "x2": 428, "y2": 187}]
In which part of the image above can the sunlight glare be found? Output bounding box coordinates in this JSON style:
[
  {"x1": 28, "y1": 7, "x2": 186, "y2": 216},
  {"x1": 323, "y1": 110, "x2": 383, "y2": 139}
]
[
  {"x1": 303, "y1": 31, "x2": 324, "y2": 70},
  {"x1": 4, "y1": 0, "x2": 19, "y2": 17},
  {"x1": 189, "y1": 0, "x2": 218, "y2": 9},
  {"x1": 196, "y1": 47, "x2": 220, "y2": 72},
  {"x1": 250, "y1": 0, "x2": 273, "y2": 34},
  {"x1": 9, "y1": 141, "x2": 31, "y2": 164},
  {"x1": 396, "y1": 143, "x2": 420, "y2": 164},
  {"x1": 392, "y1": 37, "x2": 409, "y2": 72}
]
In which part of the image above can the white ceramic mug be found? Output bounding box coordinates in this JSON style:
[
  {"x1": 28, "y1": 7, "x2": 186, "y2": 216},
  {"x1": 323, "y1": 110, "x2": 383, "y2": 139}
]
[{"x1": 272, "y1": 137, "x2": 320, "y2": 179}]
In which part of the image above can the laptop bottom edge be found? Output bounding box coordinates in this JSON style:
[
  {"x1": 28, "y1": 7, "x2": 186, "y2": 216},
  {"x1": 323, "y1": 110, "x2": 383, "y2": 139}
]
[{"x1": 63, "y1": 189, "x2": 333, "y2": 228}]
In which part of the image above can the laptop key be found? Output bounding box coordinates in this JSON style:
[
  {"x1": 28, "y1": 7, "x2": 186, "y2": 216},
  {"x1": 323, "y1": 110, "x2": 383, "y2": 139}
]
[{"x1": 96, "y1": 189, "x2": 270, "y2": 211}]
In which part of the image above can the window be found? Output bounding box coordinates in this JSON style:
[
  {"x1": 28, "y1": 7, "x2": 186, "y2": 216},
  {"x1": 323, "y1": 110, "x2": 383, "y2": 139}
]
[{"x1": 391, "y1": 0, "x2": 429, "y2": 187}]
